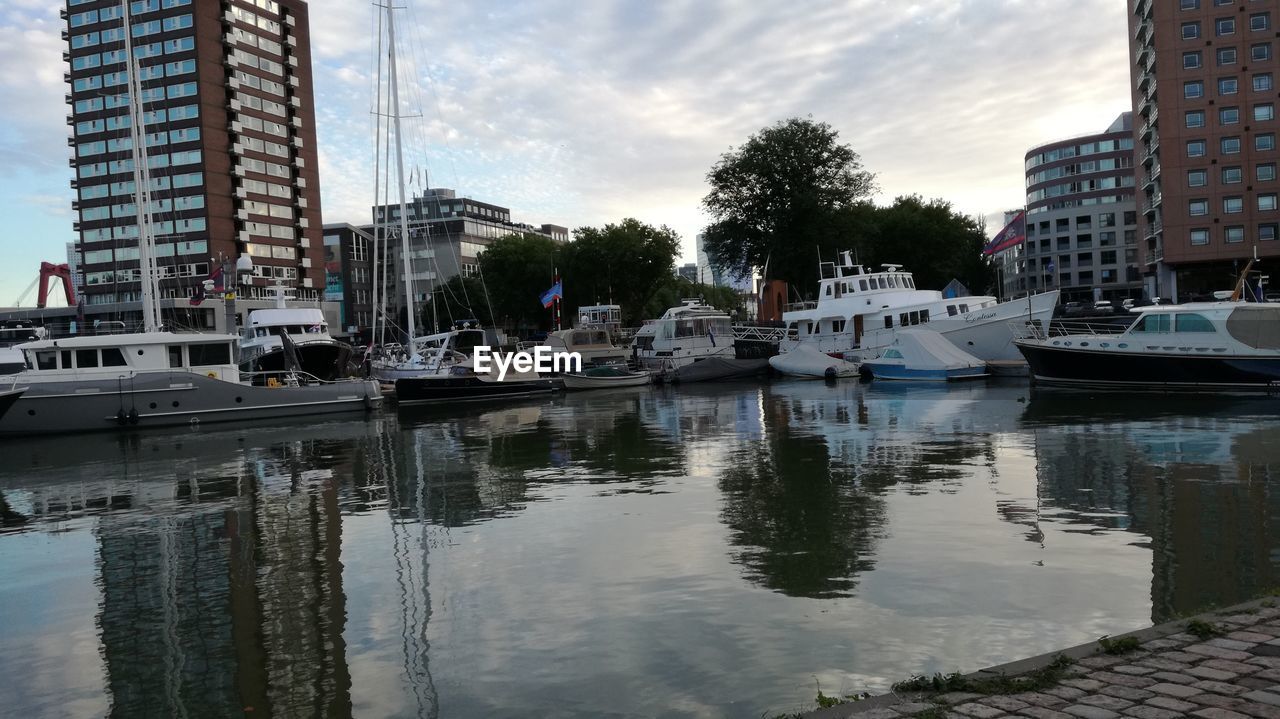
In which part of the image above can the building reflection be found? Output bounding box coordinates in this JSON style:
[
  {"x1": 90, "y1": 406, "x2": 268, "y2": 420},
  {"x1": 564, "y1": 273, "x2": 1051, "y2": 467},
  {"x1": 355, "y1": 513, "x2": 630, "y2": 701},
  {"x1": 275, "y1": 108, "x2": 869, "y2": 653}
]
[{"x1": 1023, "y1": 395, "x2": 1280, "y2": 622}]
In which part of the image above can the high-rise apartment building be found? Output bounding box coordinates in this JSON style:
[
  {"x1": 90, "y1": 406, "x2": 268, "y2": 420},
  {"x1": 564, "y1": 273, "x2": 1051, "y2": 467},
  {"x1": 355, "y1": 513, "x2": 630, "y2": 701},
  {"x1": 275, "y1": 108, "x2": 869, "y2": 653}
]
[
  {"x1": 1021, "y1": 113, "x2": 1142, "y2": 304},
  {"x1": 65, "y1": 0, "x2": 323, "y2": 309},
  {"x1": 1129, "y1": 0, "x2": 1279, "y2": 301}
]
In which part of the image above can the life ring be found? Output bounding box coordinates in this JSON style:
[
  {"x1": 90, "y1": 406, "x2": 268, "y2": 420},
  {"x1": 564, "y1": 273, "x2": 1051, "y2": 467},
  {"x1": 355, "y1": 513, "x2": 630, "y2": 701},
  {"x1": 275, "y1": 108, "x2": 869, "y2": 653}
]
[{"x1": 206, "y1": 371, "x2": 218, "y2": 379}]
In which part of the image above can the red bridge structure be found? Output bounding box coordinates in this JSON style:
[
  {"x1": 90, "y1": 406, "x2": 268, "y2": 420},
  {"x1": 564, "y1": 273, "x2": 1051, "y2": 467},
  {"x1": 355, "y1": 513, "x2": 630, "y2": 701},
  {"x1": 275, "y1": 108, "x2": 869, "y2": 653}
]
[{"x1": 12, "y1": 262, "x2": 77, "y2": 308}]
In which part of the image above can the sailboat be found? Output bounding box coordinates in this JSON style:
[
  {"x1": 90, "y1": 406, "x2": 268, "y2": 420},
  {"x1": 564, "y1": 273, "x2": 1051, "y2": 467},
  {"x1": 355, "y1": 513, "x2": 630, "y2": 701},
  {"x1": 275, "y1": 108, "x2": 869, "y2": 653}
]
[
  {"x1": 0, "y1": 1, "x2": 381, "y2": 437},
  {"x1": 366, "y1": 3, "x2": 553, "y2": 404}
]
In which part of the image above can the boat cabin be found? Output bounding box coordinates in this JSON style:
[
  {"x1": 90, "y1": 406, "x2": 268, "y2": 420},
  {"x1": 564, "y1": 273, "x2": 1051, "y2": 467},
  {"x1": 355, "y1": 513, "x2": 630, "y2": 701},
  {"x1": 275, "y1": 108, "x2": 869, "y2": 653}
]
[{"x1": 18, "y1": 332, "x2": 241, "y2": 381}]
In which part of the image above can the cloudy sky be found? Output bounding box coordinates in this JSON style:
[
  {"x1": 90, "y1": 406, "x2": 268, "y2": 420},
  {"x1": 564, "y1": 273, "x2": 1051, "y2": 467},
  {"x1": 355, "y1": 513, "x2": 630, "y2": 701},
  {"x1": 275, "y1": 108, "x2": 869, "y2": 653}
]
[{"x1": 0, "y1": 0, "x2": 1131, "y2": 305}]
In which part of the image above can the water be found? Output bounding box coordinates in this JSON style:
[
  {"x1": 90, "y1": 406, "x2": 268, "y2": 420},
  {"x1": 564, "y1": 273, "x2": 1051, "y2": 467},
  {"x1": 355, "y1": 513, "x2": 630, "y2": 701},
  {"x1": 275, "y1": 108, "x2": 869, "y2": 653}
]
[{"x1": 3, "y1": 380, "x2": 1280, "y2": 718}]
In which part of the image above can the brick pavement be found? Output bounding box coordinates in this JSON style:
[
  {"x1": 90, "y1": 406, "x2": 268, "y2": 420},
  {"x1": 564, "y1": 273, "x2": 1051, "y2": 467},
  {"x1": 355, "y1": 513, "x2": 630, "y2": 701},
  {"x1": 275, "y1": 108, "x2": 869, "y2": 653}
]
[{"x1": 808, "y1": 599, "x2": 1280, "y2": 719}]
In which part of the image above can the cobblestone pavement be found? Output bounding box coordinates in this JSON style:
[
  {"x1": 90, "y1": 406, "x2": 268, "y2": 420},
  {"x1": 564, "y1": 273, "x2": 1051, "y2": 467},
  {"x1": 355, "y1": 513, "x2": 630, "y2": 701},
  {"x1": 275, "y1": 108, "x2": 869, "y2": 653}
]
[{"x1": 814, "y1": 601, "x2": 1280, "y2": 719}]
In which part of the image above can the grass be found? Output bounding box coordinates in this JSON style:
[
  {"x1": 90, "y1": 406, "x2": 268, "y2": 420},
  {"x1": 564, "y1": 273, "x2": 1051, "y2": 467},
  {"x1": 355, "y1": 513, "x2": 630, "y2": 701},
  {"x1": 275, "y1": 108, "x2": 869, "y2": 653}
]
[
  {"x1": 1097, "y1": 635, "x2": 1141, "y2": 655},
  {"x1": 910, "y1": 707, "x2": 949, "y2": 719},
  {"x1": 1185, "y1": 618, "x2": 1225, "y2": 639},
  {"x1": 890, "y1": 654, "x2": 1074, "y2": 696}
]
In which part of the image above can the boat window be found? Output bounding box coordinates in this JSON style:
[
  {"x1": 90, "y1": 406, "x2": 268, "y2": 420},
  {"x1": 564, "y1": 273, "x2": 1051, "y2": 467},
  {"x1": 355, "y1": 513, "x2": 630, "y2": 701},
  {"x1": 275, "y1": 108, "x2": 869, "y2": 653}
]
[
  {"x1": 959, "y1": 304, "x2": 970, "y2": 313},
  {"x1": 832, "y1": 319, "x2": 845, "y2": 333},
  {"x1": 947, "y1": 305, "x2": 958, "y2": 317},
  {"x1": 1132, "y1": 314, "x2": 1171, "y2": 333},
  {"x1": 256, "y1": 328, "x2": 267, "y2": 338},
  {"x1": 102, "y1": 347, "x2": 127, "y2": 367},
  {"x1": 35, "y1": 350, "x2": 57, "y2": 370},
  {"x1": 168, "y1": 345, "x2": 185, "y2": 368},
  {"x1": 899, "y1": 312, "x2": 909, "y2": 327},
  {"x1": 1226, "y1": 308, "x2": 1280, "y2": 348},
  {"x1": 884, "y1": 349, "x2": 903, "y2": 359},
  {"x1": 877, "y1": 277, "x2": 887, "y2": 289},
  {"x1": 188, "y1": 343, "x2": 231, "y2": 366},
  {"x1": 1174, "y1": 313, "x2": 1216, "y2": 333},
  {"x1": 884, "y1": 315, "x2": 893, "y2": 329},
  {"x1": 920, "y1": 309, "x2": 930, "y2": 323},
  {"x1": 76, "y1": 349, "x2": 99, "y2": 368},
  {"x1": 61, "y1": 350, "x2": 72, "y2": 369},
  {"x1": 910, "y1": 311, "x2": 920, "y2": 325},
  {"x1": 824, "y1": 285, "x2": 833, "y2": 297},
  {"x1": 859, "y1": 279, "x2": 868, "y2": 291},
  {"x1": 907, "y1": 277, "x2": 915, "y2": 289}
]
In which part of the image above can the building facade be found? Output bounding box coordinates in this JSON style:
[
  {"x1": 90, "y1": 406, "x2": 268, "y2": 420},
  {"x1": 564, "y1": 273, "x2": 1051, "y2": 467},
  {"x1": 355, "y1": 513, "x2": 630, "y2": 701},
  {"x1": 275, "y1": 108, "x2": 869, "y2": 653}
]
[
  {"x1": 320, "y1": 223, "x2": 372, "y2": 341},
  {"x1": 1130, "y1": 0, "x2": 1279, "y2": 301},
  {"x1": 1022, "y1": 113, "x2": 1143, "y2": 304},
  {"x1": 372, "y1": 187, "x2": 567, "y2": 330},
  {"x1": 65, "y1": 0, "x2": 324, "y2": 310}
]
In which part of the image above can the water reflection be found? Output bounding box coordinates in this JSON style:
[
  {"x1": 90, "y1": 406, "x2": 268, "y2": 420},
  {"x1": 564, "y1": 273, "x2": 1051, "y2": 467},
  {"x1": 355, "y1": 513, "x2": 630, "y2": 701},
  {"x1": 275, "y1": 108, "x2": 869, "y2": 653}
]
[{"x1": 4, "y1": 385, "x2": 1280, "y2": 717}]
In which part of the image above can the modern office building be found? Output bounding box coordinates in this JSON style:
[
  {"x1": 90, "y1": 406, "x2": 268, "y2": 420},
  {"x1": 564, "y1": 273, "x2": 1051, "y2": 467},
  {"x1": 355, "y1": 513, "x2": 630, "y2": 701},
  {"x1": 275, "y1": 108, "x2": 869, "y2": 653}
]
[
  {"x1": 371, "y1": 187, "x2": 567, "y2": 329},
  {"x1": 1022, "y1": 113, "x2": 1142, "y2": 304},
  {"x1": 65, "y1": 0, "x2": 324, "y2": 309},
  {"x1": 320, "y1": 222, "x2": 373, "y2": 341},
  {"x1": 677, "y1": 263, "x2": 698, "y2": 282},
  {"x1": 1130, "y1": 0, "x2": 1279, "y2": 301}
]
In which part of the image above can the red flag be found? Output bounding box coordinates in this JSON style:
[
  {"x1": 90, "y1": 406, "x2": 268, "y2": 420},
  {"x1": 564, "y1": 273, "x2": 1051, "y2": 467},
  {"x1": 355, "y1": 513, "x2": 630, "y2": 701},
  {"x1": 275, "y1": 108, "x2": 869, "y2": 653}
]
[{"x1": 983, "y1": 211, "x2": 1026, "y2": 256}]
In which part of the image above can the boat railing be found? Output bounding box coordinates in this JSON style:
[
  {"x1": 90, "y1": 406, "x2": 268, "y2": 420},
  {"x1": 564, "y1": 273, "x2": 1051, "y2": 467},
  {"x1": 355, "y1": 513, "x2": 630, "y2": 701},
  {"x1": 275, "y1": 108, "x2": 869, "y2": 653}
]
[
  {"x1": 515, "y1": 340, "x2": 542, "y2": 352},
  {"x1": 733, "y1": 325, "x2": 786, "y2": 342},
  {"x1": 784, "y1": 301, "x2": 818, "y2": 312},
  {"x1": 1010, "y1": 319, "x2": 1132, "y2": 340},
  {"x1": 239, "y1": 369, "x2": 357, "y2": 387}
]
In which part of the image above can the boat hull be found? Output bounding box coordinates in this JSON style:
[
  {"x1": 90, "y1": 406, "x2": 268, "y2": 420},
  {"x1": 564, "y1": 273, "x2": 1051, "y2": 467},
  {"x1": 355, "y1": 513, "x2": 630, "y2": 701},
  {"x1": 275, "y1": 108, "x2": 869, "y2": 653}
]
[
  {"x1": 394, "y1": 375, "x2": 557, "y2": 404},
  {"x1": 1016, "y1": 341, "x2": 1280, "y2": 391},
  {"x1": 561, "y1": 372, "x2": 652, "y2": 390},
  {"x1": 863, "y1": 364, "x2": 988, "y2": 381},
  {"x1": 0, "y1": 373, "x2": 381, "y2": 437},
  {"x1": 241, "y1": 342, "x2": 352, "y2": 381},
  {"x1": 0, "y1": 388, "x2": 24, "y2": 420},
  {"x1": 663, "y1": 357, "x2": 769, "y2": 383}
]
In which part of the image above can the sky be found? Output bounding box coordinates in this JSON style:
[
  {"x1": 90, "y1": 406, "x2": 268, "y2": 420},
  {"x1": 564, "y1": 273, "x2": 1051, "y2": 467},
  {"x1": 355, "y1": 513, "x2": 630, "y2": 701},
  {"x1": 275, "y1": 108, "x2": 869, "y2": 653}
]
[{"x1": 0, "y1": 0, "x2": 1133, "y2": 306}]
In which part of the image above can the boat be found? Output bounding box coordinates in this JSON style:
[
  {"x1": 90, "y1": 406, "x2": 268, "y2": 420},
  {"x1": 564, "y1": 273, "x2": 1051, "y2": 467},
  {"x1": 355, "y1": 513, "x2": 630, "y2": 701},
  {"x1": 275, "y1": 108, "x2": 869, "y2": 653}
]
[
  {"x1": 768, "y1": 344, "x2": 861, "y2": 379},
  {"x1": 0, "y1": 333, "x2": 381, "y2": 437},
  {"x1": 392, "y1": 327, "x2": 557, "y2": 405},
  {"x1": 0, "y1": 387, "x2": 24, "y2": 420},
  {"x1": 631, "y1": 299, "x2": 770, "y2": 381},
  {"x1": 780, "y1": 251, "x2": 1058, "y2": 363},
  {"x1": 239, "y1": 286, "x2": 353, "y2": 381},
  {"x1": 1015, "y1": 300, "x2": 1280, "y2": 392},
  {"x1": 560, "y1": 366, "x2": 652, "y2": 390},
  {"x1": 861, "y1": 328, "x2": 988, "y2": 381},
  {"x1": 544, "y1": 326, "x2": 628, "y2": 367},
  {"x1": 0, "y1": 322, "x2": 43, "y2": 375}
]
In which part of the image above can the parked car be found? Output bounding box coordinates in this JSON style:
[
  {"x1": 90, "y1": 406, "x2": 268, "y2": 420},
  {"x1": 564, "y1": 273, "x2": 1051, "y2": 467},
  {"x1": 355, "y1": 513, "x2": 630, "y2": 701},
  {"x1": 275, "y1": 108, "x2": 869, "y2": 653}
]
[{"x1": 1093, "y1": 300, "x2": 1115, "y2": 314}]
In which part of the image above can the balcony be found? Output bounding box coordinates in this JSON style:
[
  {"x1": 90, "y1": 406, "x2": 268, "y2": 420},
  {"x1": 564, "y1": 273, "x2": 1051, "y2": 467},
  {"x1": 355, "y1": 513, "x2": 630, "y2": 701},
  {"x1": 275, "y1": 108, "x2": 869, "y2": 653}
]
[
  {"x1": 285, "y1": 13, "x2": 295, "y2": 26},
  {"x1": 1136, "y1": 0, "x2": 1152, "y2": 19},
  {"x1": 286, "y1": 34, "x2": 297, "y2": 47},
  {"x1": 59, "y1": 7, "x2": 68, "y2": 19},
  {"x1": 297, "y1": 197, "x2": 307, "y2": 208},
  {"x1": 1134, "y1": 20, "x2": 1152, "y2": 42},
  {"x1": 1144, "y1": 218, "x2": 1163, "y2": 242},
  {"x1": 1137, "y1": 47, "x2": 1153, "y2": 70},
  {"x1": 290, "y1": 116, "x2": 303, "y2": 129},
  {"x1": 1145, "y1": 247, "x2": 1164, "y2": 266},
  {"x1": 300, "y1": 257, "x2": 311, "y2": 268}
]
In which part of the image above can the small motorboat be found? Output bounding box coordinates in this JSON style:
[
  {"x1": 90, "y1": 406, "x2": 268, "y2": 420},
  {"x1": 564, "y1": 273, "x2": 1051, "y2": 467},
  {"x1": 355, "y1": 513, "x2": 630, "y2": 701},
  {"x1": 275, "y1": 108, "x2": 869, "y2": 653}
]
[
  {"x1": 863, "y1": 328, "x2": 988, "y2": 381},
  {"x1": 561, "y1": 366, "x2": 652, "y2": 391},
  {"x1": 768, "y1": 344, "x2": 861, "y2": 379}
]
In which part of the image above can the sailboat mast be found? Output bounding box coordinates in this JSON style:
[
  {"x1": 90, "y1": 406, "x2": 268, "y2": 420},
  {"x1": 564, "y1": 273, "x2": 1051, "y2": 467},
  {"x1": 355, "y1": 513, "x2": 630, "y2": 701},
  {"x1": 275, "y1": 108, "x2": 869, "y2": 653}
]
[
  {"x1": 386, "y1": 4, "x2": 418, "y2": 353},
  {"x1": 121, "y1": 0, "x2": 162, "y2": 332}
]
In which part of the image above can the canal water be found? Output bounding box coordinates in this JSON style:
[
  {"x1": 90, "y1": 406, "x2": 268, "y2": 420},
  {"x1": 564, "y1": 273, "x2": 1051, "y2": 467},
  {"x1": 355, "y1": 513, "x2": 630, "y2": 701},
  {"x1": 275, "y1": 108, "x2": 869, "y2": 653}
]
[{"x1": 2, "y1": 380, "x2": 1279, "y2": 718}]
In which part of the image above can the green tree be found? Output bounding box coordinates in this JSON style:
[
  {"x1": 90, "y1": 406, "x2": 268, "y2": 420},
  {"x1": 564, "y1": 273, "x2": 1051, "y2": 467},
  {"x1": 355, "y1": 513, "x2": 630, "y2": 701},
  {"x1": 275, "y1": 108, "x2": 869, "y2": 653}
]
[
  {"x1": 433, "y1": 274, "x2": 494, "y2": 331},
  {"x1": 701, "y1": 117, "x2": 876, "y2": 296},
  {"x1": 642, "y1": 277, "x2": 745, "y2": 322},
  {"x1": 561, "y1": 218, "x2": 681, "y2": 325},
  {"x1": 846, "y1": 195, "x2": 995, "y2": 295},
  {"x1": 476, "y1": 233, "x2": 560, "y2": 331}
]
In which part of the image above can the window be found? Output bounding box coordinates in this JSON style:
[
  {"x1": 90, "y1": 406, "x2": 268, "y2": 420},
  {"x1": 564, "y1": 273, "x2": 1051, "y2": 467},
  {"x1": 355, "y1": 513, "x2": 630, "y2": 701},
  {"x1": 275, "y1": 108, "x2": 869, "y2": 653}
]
[
  {"x1": 1100, "y1": 213, "x2": 1115, "y2": 228},
  {"x1": 1219, "y1": 47, "x2": 1238, "y2": 65},
  {"x1": 1188, "y1": 139, "x2": 1207, "y2": 157},
  {"x1": 1225, "y1": 196, "x2": 1244, "y2": 213},
  {"x1": 1101, "y1": 250, "x2": 1117, "y2": 265},
  {"x1": 1185, "y1": 51, "x2": 1203, "y2": 69},
  {"x1": 1262, "y1": 223, "x2": 1279, "y2": 241},
  {"x1": 1175, "y1": 313, "x2": 1216, "y2": 332},
  {"x1": 1190, "y1": 199, "x2": 1210, "y2": 216},
  {"x1": 1220, "y1": 107, "x2": 1240, "y2": 125},
  {"x1": 1182, "y1": 0, "x2": 1200, "y2": 8},
  {"x1": 1252, "y1": 13, "x2": 1271, "y2": 32},
  {"x1": 1185, "y1": 80, "x2": 1205, "y2": 99},
  {"x1": 188, "y1": 343, "x2": 231, "y2": 366},
  {"x1": 1189, "y1": 169, "x2": 1208, "y2": 187},
  {"x1": 1222, "y1": 136, "x2": 1242, "y2": 154},
  {"x1": 1258, "y1": 133, "x2": 1276, "y2": 151},
  {"x1": 1217, "y1": 17, "x2": 1236, "y2": 36},
  {"x1": 1261, "y1": 193, "x2": 1278, "y2": 210},
  {"x1": 1223, "y1": 166, "x2": 1243, "y2": 184},
  {"x1": 1260, "y1": 163, "x2": 1277, "y2": 182},
  {"x1": 1191, "y1": 228, "x2": 1210, "y2": 246},
  {"x1": 1256, "y1": 73, "x2": 1275, "y2": 92},
  {"x1": 1256, "y1": 104, "x2": 1276, "y2": 122},
  {"x1": 1124, "y1": 211, "x2": 1137, "y2": 226},
  {"x1": 101, "y1": 348, "x2": 126, "y2": 367},
  {"x1": 1219, "y1": 77, "x2": 1238, "y2": 95},
  {"x1": 1184, "y1": 21, "x2": 1202, "y2": 39},
  {"x1": 1187, "y1": 110, "x2": 1206, "y2": 128},
  {"x1": 1254, "y1": 43, "x2": 1272, "y2": 62},
  {"x1": 1225, "y1": 226, "x2": 1245, "y2": 243},
  {"x1": 75, "y1": 349, "x2": 98, "y2": 368}
]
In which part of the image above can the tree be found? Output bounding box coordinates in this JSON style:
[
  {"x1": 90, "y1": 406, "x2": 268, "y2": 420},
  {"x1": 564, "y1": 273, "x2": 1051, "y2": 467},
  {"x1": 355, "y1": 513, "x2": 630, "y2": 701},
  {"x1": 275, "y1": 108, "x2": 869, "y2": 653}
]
[
  {"x1": 642, "y1": 277, "x2": 745, "y2": 322},
  {"x1": 561, "y1": 218, "x2": 681, "y2": 325},
  {"x1": 476, "y1": 233, "x2": 560, "y2": 331},
  {"x1": 434, "y1": 275, "x2": 494, "y2": 331},
  {"x1": 701, "y1": 117, "x2": 876, "y2": 296}
]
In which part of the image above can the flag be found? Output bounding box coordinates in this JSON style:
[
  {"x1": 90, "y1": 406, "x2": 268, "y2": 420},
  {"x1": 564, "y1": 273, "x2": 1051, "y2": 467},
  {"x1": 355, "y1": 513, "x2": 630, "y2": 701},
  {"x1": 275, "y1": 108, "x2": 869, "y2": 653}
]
[
  {"x1": 190, "y1": 266, "x2": 224, "y2": 306},
  {"x1": 983, "y1": 211, "x2": 1026, "y2": 256},
  {"x1": 540, "y1": 280, "x2": 563, "y2": 308}
]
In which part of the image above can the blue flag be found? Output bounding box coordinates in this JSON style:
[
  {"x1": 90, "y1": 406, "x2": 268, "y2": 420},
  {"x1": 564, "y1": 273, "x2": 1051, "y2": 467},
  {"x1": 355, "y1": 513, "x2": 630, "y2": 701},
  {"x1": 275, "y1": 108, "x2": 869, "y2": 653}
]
[{"x1": 540, "y1": 280, "x2": 563, "y2": 308}]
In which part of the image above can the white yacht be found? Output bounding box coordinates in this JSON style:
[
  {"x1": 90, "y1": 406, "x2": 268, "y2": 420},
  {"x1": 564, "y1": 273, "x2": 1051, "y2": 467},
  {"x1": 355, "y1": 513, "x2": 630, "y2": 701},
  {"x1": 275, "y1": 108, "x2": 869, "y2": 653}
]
[
  {"x1": 0, "y1": 322, "x2": 43, "y2": 375},
  {"x1": 631, "y1": 299, "x2": 768, "y2": 381},
  {"x1": 240, "y1": 287, "x2": 353, "y2": 381},
  {"x1": 780, "y1": 252, "x2": 1059, "y2": 363},
  {"x1": 544, "y1": 327, "x2": 628, "y2": 367},
  {"x1": 1, "y1": 332, "x2": 380, "y2": 437}
]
